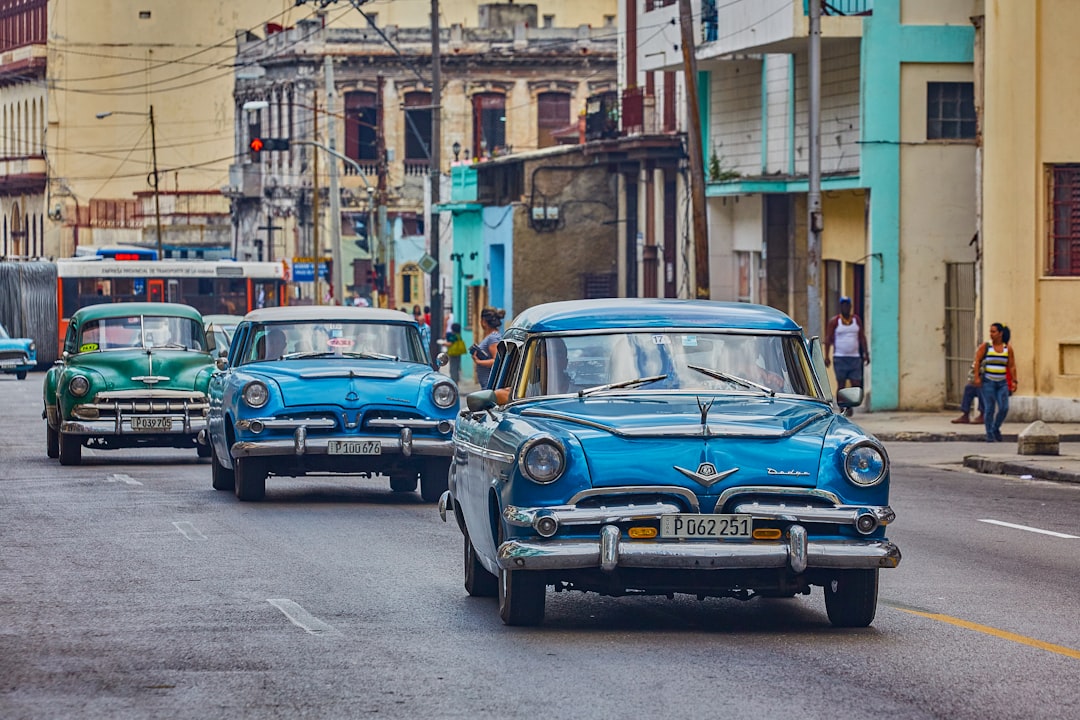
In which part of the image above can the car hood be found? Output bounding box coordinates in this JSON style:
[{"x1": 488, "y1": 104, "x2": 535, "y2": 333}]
[
  {"x1": 244, "y1": 360, "x2": 438, "y2": 406},
  {"x1": 518, "y1": 395, "x2": 834, "y2": 492},
  {"x1": 0, "y1": 337, "x2": 33, "y2": 352},
  {"x1": 69, "y1": 349, "x2": 213, "y2": 392}
]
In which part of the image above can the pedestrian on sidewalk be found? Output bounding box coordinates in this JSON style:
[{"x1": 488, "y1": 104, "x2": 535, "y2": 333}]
[
  {"x1": 471, "y1": 307, "x2": 504, "y2": 388},
  {"x1": 973, "y1": 322, "x2": 1018, "y2": 442},
  {"x1": 444, "y1": 322, "x2": 466, "y2": 383},
  {"x1": 952, "y1": 345, "x2": 985, "y2": 424},
  {"x1": 824, "y1": 296, "x2": 870, "y2": 417}
]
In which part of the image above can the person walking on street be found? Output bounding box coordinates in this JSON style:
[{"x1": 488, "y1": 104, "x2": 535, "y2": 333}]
[
  {"x1": 951, "y1": 348, "x2": 985, "y2": 425},
  {"x1": 444, "y1": 322, "x2": 466, "y2": 383},
  {"x1": 973, "y1": 322, "x2": 1017, "y2": 442},
  {"x1": 412, "y1": 305, "x2": 431, "y2": 352},
  {"x1": 824, "y1": 296, "x2": 870, "y2": 416},
  {"x1": 471, "y1": 307, "x2": 505, "y2": 388}
]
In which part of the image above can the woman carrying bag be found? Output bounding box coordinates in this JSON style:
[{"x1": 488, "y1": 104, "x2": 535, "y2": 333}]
[{"x1": 972, "y1": 323, "x2": 1018, "y2": 443}]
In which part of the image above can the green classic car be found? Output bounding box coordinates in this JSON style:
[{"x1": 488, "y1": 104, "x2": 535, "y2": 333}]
[{"x1": 43, "y1": 302, "x2": 216, "y2": 465}]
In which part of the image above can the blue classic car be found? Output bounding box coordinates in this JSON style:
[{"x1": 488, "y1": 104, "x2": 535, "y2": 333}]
[
  {"x1": 0, "y1": 321, "x2": 36, "y2": 380},
  {"x1": 206, "y1": 306, "x2": 458, "y2": 502},
  {"x1": 440, "y1": 299, "x2": 901, "y2": 627},
  {"x1": 43, "y1": 303, "x2": 215, "y2": 465}
]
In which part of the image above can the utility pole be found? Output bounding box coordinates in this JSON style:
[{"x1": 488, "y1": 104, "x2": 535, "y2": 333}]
[
  {"x1": 429, "y1": 0, "x2": 443, "y2": 360},
  {"x1": 149, "y1": 105, "x2": 164, "y2": 259},
  {"x1": 807, "y1": 0, "x2": 823, "y2": 338},
  {"x1": 313, "y1": 98, "x2": 322, "y2": 305},
  {"x1": 325, "y1": 55, "x2": 345, "y2": 305},
  {"x1": 678, "y1": 0, "x2": 709, "y2": 299}
]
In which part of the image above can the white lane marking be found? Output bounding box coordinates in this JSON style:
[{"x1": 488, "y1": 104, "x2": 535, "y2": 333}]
[
  {"x1": 267, "y1": 599, "x2": 334, "y2": 635},
  {"x1": 172, "y1": 521, "x2": 207, "y2": 541},
  {"x1": 105, "y1": 473, "x2": 142, "y2": 486},
  {"x1": 979, "y1": 519, "x2": 1080, "y2": 539}
]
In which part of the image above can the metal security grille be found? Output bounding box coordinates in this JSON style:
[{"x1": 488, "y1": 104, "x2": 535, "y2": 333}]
[
  {"x1": 1048, "y1": 164, "x2": 1080, "y2": 275},
  {"x1": 944, "y1": 262, "x2": 976, "y2": 406}
]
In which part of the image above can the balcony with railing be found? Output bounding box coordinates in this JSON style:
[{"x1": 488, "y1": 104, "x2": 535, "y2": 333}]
[{"x1": 640, "y1": 0, "x2": 872, "y2": 72}]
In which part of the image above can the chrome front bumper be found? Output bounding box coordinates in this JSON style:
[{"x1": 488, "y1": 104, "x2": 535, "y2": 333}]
[
  {"x1": 497, "y1": 526, "x2": 901, "y2": 574},
  {"x1": 231, "y1": 430, "x2": 453, "y2": 459},
  {"x1": 61, "y1": 417, "x2": 207, "y2": 436}
]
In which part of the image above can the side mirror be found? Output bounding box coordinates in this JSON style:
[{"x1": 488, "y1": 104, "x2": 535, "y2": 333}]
[
  {"x1": 466, "y1": 389, "x2": 498, "y2": 413},
  {"x1": 435, "y1": 351, "x2": 449, "y2": 368},
  {"x1": 836, "y1": 386, "x2": 864, "y2": 408},
  {"x1": 215, "y1": 356, "x2": 229, "y2": 371},
  {"x1": 62, "y1": 351, "x2": 70, "y2": 361}
]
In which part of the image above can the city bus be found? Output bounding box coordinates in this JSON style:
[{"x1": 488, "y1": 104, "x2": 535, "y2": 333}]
[{"x1": 55, "y1": 259, "x2": 288, "y2": 344}]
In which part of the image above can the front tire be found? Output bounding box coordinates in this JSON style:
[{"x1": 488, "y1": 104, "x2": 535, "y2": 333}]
[
  {"x1": 46, "y1": 423, "x2": 59, "y2": 459},
  {"x1": 498, "y1": 567, "x2": 546, "y2": 626},
  {"x1": 196, "y1": 442, "x2": 212, "y2": 459},
  {"x1": 16, "y1": 370, "x2": 27, "y2": 380},
  {"x1": 464, "y1": 531, "x2": 497, "y2": 598},
  {"x1": 824, "y1": 569, "x2": 879, "y2": 628},
  {"x1": 420, "y1": 458, "x2": 451, "y2": 503},
  {"x1": 211, "y1": 442, "x2": 235, "y2": 492},
  {"x1": 234, "y1": 456, "x2": 266, "y2": 501},
  {"x1": 58, "y1": 431, "x2": 82, "y2": 466},
  {"x1": 389, "y1": 471, "x2": 418, "y2": 493}
]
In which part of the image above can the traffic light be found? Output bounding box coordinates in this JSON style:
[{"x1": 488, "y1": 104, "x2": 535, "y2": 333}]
[
  {"x1": 249, "y1": 137, "x2": 290, "y2": 153},
  {"x1": 372, "y1": 263, "x2": 386, "y2": 293}
]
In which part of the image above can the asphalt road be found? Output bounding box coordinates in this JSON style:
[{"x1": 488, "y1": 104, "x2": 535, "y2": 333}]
[{"x1": 3, "y1": 372, "x2": 1080, "y2": 719}]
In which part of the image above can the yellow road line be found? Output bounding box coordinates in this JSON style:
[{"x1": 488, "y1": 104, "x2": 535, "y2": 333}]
[{"x1": 897, "y1": 607, "x2": 1080, "y2": 660}]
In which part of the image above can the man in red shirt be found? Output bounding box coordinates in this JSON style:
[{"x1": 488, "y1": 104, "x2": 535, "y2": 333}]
[{"x1": 824, "y1": 296, "x2": 870, "y2": 416}]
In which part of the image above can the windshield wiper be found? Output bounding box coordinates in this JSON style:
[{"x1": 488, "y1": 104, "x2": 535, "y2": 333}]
[
  {"x1": 687, "y1": 364, "x2": 775, "y2": 396},
  {"x1": 149, "y1": 343, "x2": 187, "y2": 351},
  {"x1": 280, "y1": 350, "x2": 398, "y2": 361},
  {"x1": 578, "y1": 374, "x2": 668, "y2": 397}
]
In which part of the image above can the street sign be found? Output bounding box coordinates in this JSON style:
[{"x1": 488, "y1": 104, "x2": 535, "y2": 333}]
[
  {"x1": 291, "y1": 259, "x2": 329, "y2": 282},
  {"x1": 417, "y1": 253, "x2": 437, "y2": 274}
]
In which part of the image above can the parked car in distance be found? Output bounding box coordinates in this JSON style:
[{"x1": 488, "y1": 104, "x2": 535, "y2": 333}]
[
  {"x1": 206, "y1": 306, "x2": 458, "y2": 502},
  {"x1": 0, "y1": 321, "x2": 36, "y2": 380},
  {"x1": 43, "y1": 302, "x2": 215, "y2": 465},
  {"x1": 203, "y1": 314, "x2": 244, "y2": 357},
  {"x1": 441, "y1": 298, "x2": 900, "y2": 627}
]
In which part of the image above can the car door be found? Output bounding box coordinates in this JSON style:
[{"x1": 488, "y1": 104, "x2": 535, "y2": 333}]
[
  {"x1": 208, "y1": 322, "x2": 250, "y2": 465},
  {"x1": 454, "y1": 340, "x2": 522, "y2": 560}
]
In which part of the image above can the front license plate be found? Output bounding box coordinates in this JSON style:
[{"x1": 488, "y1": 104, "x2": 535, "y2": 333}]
[
  {"x1": 660, "y1": 514, "x2": 752, "y2": 539},
  {"x1": 328, "y1": 440, "x2": 382, "y2": 455},
  {"x1": 131, "y1": 416, "x2": 172, "y2": 431}
]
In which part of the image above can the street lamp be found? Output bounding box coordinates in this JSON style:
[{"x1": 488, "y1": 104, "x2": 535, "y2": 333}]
[
  {"x1": 452, "y1": 141, "x2": 461, "y2": 162},
  {"x1": 96, "y1": 106, "x2": 163, "y2": 260}
]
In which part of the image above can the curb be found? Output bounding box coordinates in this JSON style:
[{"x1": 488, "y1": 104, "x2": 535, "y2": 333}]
[
  {"x1": 873, "y1": 431, "x2": 1080, "y2": 443},
  {"x1": 962, "y1": 455, "x2": 1080, "y2": 485}
]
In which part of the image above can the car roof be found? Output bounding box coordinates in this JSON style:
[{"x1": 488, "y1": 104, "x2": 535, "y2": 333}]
[
  {"x1": 242, "y1": 306, "x2": 414, "y2": 324},
  {"x1": 71, "y1": 302, "x2": 204, "y2": 323},
  {"x1": 202, "y1": 314, "x2": 245, "y2": 325},
  {"x1": 508, "y1": 299, "x2": 802, "y2": 334}
]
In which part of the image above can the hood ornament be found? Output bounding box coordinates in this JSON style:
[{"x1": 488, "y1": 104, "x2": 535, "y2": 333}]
[
  {"x1": 674, "y1": 462, "x2": 738, "y2": 488},
  {"x1": 696, "y1": 396, "x2": 714, "y2": 428}
]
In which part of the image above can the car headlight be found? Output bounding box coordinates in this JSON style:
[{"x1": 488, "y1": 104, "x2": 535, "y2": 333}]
[
  {"x1": 431, "y1": 380, "x2": 458, "y2": 409},
  {"x1": 242, "y1": 380, "x2": 269, "y2": 408},
  {"x1": 842, "y1": 440, "x2": 888, "y2": 487},
  {"x1": 28, "y1": 341, "x2": 35, "y2": 352},
  {"x1": 68, "y1": 375, "x2": 90, "y2": 397},
  {"x1": 519, "y1": 436, "x2": 565, "y2": 484}
]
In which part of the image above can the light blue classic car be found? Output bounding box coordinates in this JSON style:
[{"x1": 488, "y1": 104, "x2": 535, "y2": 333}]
[
  {"x1": 206, "y1": 306, "x2": 458, "y2": 502},
  {"x1": 441, "y1": 299, "x2": 900, "y2": 627},
  {"x1": 0, "y1": 321, "x2": 36, "y2": 380}
]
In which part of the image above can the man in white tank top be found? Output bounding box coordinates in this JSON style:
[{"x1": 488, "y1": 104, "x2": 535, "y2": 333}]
[{"x1": 824, "y1": 296, "x2": 870, "y2": 416}]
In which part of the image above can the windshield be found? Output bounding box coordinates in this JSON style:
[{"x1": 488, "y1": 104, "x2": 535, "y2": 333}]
[
  {"x1": 77, "y1": 316, "x2": 207, "y2": 352},
  {"x1": 0, "y1": 324, "x2": 8, "y2": 340},
  {"x1": 510, "y1": 331, "x2": 821, "y2": 399},
  {"x1": 240, "y1": 320, "x2": 424, "y2": 364}
]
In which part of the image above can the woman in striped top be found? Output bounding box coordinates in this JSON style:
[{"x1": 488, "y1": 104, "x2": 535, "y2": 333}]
[{"x1": 973, "y1": 323, "x2": 1017, "y2": 442}]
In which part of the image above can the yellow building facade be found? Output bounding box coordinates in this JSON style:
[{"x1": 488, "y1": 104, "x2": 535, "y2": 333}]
[{"x1": 980, "y1": 0, "x2": 1080, "y2": 420}]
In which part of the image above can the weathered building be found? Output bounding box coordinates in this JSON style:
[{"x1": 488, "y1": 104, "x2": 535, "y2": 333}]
[{"x1": 227, "y1": 2, "x2": 618, "y2": 305}]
